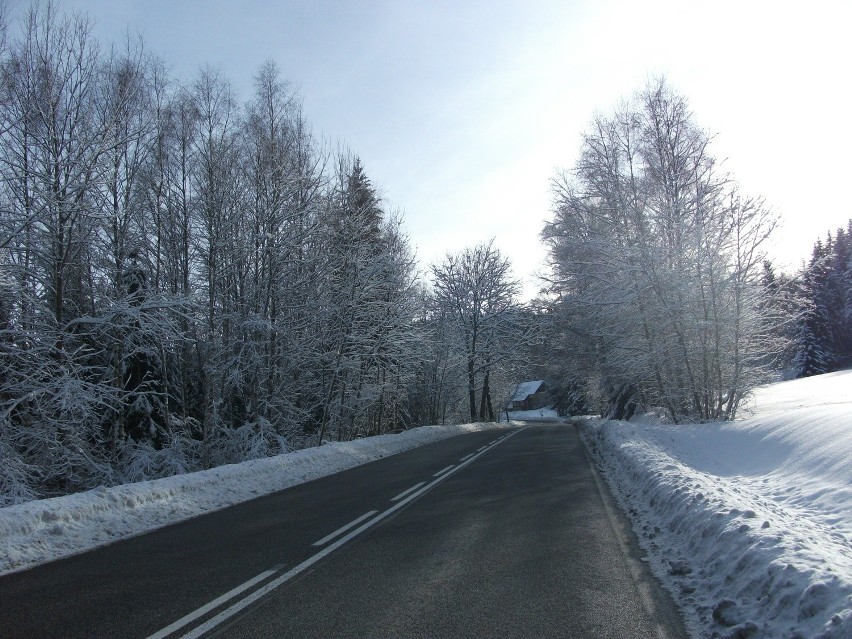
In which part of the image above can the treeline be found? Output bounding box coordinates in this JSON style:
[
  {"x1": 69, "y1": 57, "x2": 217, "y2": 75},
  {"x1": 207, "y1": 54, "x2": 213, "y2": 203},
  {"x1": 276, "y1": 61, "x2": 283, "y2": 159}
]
[{"x1": 0, "y1": 3, "x2": 527, "y2": 505}]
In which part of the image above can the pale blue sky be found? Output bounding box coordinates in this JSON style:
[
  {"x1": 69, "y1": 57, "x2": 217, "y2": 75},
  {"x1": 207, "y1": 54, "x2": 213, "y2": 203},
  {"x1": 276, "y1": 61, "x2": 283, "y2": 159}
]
[{"x1": 14, "y1": 0, "x2": 852, "y2": 297}]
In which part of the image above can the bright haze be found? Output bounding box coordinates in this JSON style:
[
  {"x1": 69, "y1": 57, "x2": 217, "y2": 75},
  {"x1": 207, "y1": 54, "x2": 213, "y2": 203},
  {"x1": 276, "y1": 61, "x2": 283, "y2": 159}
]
[{"x1": 33, "y1": 0, "x2": 852, "y2": 299}]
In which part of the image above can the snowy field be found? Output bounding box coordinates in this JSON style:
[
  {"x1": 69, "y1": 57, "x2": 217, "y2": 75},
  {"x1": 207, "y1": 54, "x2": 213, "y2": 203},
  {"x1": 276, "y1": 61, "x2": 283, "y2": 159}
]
[
  {"x1": 580, "y1": 370, "x2": 852, "y2": 639},
  {"x1": 0, "y1": 421, "x2": 509, "y2": 576}
]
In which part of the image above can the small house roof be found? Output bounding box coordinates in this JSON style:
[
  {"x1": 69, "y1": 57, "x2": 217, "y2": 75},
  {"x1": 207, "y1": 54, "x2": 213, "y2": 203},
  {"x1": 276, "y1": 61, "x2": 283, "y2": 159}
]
[{"x1": 510, "y1": 380, "x2": 545, "y2": 402}]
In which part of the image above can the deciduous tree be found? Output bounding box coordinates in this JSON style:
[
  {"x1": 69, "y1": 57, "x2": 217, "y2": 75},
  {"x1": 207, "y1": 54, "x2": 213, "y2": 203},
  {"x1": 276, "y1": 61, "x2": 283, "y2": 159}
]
[
  {"x1": 431, "y1": 240, "x2": 523, "y2": 422},
  {"x1": 542, "y1": 78, "x2": 780, "y2": 421}
]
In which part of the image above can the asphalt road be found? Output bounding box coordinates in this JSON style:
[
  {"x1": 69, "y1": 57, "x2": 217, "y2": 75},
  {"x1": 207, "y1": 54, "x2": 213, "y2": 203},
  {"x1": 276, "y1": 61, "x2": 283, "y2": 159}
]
[{"x1": 0, "y1": 423, "x2": 686, "y2": 638}]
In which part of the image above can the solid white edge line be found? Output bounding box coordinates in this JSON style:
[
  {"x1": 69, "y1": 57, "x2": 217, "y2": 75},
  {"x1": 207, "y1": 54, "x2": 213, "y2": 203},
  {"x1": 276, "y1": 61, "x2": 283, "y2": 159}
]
[
  {"x1": 145, "y1": 566, "x2": 280, "y2": 639},
  {"x1": 175, "y1": 427, "x2": 527, "y2": 639},
  {"x1": 433, "y1": 465, "x2": 454, "y2": 477},
  {"x1": 312, "y1": 510, "x2": 378, "y2": 547},
  {"x1": 391, "y1": 482, "x2": 426, "y2": 502}
]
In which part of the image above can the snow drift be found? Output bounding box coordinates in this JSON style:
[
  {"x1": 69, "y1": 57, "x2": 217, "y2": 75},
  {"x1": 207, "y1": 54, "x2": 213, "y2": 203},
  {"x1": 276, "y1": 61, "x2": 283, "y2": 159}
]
[{"x1": 579, "y1": 370, "x2": 852, "y2": 639}]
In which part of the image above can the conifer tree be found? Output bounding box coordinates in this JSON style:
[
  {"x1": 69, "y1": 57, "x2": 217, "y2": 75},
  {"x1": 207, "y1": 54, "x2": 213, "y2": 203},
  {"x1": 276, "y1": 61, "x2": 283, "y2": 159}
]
[{"x1": 794, "y1": 220, "x2": 852, "y2": 375}]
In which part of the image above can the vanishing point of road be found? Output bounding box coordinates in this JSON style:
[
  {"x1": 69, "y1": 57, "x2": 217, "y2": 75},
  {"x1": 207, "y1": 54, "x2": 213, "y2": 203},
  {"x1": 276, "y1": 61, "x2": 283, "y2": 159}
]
[{"x1": 0, "y1": 421, "x2": 687, "y2": 638}]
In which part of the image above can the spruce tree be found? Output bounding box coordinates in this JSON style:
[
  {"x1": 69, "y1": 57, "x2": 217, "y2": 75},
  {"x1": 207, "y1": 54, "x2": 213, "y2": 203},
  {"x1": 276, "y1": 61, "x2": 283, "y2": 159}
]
[
  {"x1": 794, "y1": 220, "x2": 852, "y2": 376},
  {"x1": 794, "y1": 299, "x2": 832, "y2": 377},
  {"x1": 794, "y1": 241, "x2": 833, "y2": 377},
  {"x1": 827, "y1": 225, "x2": 852, "y2": 364}
]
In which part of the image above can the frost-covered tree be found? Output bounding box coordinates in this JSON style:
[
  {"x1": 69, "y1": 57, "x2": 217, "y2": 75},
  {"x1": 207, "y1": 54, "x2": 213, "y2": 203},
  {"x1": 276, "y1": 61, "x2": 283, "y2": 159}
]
[
  {"x1": 406, "y1": 285, "x2": 468, "y2": 426},
  {"x1": 313, "y1": 156, "x2": 419, "y2": 443},
  {"x1": 0, "y1": 1, "x2": 446, "y2": 505},
  {"x1": 431, "y1": 240, "x2": 525, "y2": 422},
  {"x1": 0, "y1": 2, "x2": 146, "y2": 497},
  {"x1": 542, "y1": 78, "x2": 780, "y2": 422}
]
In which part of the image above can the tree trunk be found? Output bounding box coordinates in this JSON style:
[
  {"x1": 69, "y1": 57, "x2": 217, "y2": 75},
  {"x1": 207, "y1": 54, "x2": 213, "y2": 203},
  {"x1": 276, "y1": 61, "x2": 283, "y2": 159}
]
[{"x1": 467, "y1": 356, "x2": 477, "y2": 422}]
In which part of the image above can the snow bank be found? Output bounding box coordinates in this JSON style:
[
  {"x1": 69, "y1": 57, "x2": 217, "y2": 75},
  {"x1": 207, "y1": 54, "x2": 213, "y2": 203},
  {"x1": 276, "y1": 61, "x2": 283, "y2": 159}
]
[
  {"x1": 0, "y1": 422, "x2": 508, "y2": 576},
  {"x1": 579, "y1": 370, "x2": 852, "y2": 639}
]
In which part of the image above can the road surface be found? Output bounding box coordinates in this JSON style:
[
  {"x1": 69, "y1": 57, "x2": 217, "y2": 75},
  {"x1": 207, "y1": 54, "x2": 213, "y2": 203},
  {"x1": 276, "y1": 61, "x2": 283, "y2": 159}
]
[{"x1": 0, "y1": 423, "x2": 686, "y2": 638}]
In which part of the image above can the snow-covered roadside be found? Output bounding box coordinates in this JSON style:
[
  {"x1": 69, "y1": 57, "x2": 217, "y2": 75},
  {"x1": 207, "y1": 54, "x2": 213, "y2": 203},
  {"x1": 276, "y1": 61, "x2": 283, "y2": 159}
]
[
  {"x1": 579, "y1": 370, "x2": 852, "y2": 639},
  {"x1": 0, "y1": 421, "x2": 509, "y2": 576}
]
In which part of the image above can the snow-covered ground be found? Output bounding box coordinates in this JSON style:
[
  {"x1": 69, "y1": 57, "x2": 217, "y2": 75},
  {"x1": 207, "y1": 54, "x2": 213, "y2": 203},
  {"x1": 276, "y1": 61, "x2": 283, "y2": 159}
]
[
  {"x1": 3, "y1": 373, "x2": 850, "y2": 639},
  {"x1": 0, "y1": 421, "x2": 509, "y2": 576},
  {"x1": 579, "y1": 370, "x2": 852, "y2": 639},
  {"x1": 506, "y1": 407, "x2": 561, "y2": 421}
]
